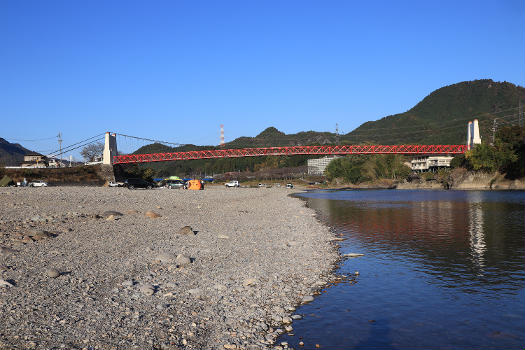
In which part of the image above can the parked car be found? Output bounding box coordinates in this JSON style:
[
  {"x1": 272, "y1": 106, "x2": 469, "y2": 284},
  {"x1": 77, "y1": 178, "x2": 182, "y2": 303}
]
[
  {"x1": 286, "y1": 183, "x2": 294, "y2": 189},
  {"x1": 165, "y1": 179, "x2": 185, "y2": 189},
  {"x1": 29, "y1": 180, "x2": 48, "y2": 187},
  {"x1": 225, "y1": 180, "x2": 239, "y2": 188},
  {"x1": 124, "y1": 178, "x2": 155, "y2": 189},
  {"x1": 108, "y1": 181, "x2": 122, "y2": 187}
]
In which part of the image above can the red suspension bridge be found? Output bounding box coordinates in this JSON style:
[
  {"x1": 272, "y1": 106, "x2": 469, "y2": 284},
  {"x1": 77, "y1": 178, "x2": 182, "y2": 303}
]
[{"x1": 112, "y1": 144, "x2": 467, "y2": 165}]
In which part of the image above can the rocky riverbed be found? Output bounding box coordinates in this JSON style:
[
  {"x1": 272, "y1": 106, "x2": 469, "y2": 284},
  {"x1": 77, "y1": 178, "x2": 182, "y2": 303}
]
[{"x1": 0, "y1": 186, "x2": 338, "y2": 350}]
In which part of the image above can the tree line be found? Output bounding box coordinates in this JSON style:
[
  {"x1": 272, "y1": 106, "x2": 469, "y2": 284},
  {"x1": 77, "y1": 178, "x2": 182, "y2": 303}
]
[{"x1": 324, "y1": 125, "x2": 524, "y2": 185}]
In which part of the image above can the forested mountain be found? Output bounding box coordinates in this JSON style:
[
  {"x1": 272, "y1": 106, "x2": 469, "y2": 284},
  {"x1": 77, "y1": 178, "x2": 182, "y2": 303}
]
[
  {"x1": 343, "y1": 80, "x2": 525, "y2": 144},
  {"x1": 226, "y1": 127, "x2": 336, "y2": 148},
  {"x1": 0, "y1": 138, "x2": 35, "y2": 166}
]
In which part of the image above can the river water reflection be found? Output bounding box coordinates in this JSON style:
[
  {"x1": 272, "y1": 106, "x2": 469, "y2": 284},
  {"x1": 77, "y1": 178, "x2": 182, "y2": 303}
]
[{"x1": 280, "y1": 190, "x2": 525, "y2": 350}]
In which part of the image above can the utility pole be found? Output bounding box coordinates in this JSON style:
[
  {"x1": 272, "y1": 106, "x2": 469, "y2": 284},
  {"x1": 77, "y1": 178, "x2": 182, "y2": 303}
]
[
  {"x1": 57, "y1": 132, "x2": 63, "y2": 167},
  {"x1": 491, "y1": 119, "x2": 497, "y2": 145},
  {"x1": 335, "y1": 123, "x2": 340, "y2": 145}
]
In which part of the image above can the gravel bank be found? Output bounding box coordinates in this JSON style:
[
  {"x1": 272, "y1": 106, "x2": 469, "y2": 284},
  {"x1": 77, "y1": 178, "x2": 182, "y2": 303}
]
[{"x1": 0, "y1": 186, "x2": 338, "y2": 350}]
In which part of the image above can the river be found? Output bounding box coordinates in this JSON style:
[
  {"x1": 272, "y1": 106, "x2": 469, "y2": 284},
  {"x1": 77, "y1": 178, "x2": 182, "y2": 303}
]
[{"x1": 279, "y1": 190, "x2": 525, "y2": 350}]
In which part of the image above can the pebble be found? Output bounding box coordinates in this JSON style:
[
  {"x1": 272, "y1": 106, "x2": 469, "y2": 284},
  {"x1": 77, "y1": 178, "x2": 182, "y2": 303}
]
[
  {"x1": 155, "y1": 252, "x2": 176, "y2": 264},
  {"x1": 102, "y1": 211, "x2": 123, "y2": 217},
  {"x1": 0, "y1": 246, "x2": 17, "y2": 256},
  {"x1": 46, "y1": 268, "x2": 61, "y2": 278},
  {"x1": 139, "y1": 284, "x2": 155, "y2": 296},
  {"x1": 156, "y1": 303, "x2": 169, "y2": 310},
  {"x1": 343, "y1": 253, "x2": 364, "y2": 258},
  {"x1": 242, "y1": 278, "x2": 257, "y2": 287},
  {"x1": 213, "y1": 284, "x2": 227, "y2": 291},
  {"x1": 0, "y1": 279, "x2": 14, "y2": 288},
  {"x1": 187, "y1": 288, "x2": 202, "y2": 298},
  {"x1": 122, "y1": 280, "x2": 135, "y2": 287},
  {"x1": 145, "y1": 211, "x2": 161, "y2": 218},
  {"x1": 301, "y1": 295, "x2": 315, "y2": 303},
  {"x1": 175, "y1": 254, "x2": 191, "y2": 267},
  {"x1": 177, "y1": 226, "x2": 193, "y2": 235},
  {"x1": 30, "y1": 230, "x2": 55, "y2": 240}
]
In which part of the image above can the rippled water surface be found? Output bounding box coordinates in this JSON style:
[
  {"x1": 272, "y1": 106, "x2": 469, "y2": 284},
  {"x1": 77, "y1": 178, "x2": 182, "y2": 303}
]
[{"x1": 280, "y1": 190, "x2": 525, "y2": 350}]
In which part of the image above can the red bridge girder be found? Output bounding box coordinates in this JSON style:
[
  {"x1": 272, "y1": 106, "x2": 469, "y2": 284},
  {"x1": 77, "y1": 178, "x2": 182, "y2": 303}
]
[{"x1": 113, "y1": 144, "x2": 467, "y2": 164}]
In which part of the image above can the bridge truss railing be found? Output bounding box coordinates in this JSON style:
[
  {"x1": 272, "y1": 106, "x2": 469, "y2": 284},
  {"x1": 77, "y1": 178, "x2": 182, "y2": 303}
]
[{"x1": 112, "y1": 144, "x2": 467, "y2": 164}]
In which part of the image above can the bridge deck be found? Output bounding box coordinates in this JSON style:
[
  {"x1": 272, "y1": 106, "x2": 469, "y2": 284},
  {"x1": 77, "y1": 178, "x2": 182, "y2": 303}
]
[{"x1": 113, "y1": 145, "x2": 467, "y2": 164}]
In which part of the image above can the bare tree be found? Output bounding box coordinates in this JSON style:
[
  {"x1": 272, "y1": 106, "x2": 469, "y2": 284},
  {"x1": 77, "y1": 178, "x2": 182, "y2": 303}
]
[{"x1": 80, "y1": 142, "x2": 104, "y2": 162}]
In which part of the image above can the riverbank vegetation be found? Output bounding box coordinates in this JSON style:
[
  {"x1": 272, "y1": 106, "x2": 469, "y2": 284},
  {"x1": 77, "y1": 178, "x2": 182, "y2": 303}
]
[
  {"x1": 324, "y1": 154, "x2": 411, "y2": 184},
  {"x1": 323, "y1": 125, "x2": 524, "y2": 187},
  {"x1": 451, "y1": 126, "x2": 524, "y2": 179}
]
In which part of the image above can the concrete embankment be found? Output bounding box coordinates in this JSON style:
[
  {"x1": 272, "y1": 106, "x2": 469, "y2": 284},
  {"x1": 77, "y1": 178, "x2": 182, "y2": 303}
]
[
  {"x1": 396, "y1": 172, "x2": 525, "y2": 190},
  {"x1": 0, "y1": 186, "x2": 337, "y2": 349}
]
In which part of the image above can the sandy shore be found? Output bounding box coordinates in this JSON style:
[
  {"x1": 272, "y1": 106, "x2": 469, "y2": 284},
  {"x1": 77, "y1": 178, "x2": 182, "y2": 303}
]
[{"x1": 0, "y1": 186, "x2": 338, "y2": 350}]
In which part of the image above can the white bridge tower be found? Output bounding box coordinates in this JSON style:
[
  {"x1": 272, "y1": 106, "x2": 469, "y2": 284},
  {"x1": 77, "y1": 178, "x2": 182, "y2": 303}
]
[
  {"x1": 467, "y1": 119, "x2": 481, "y2": 150},
  {"x1": 103, "y1": 132, "x2": 118, "y2": 165}
]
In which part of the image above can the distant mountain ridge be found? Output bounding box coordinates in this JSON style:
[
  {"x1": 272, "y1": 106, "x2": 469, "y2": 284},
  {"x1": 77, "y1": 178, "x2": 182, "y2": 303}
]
[
  {"x1": 0, "y1": 138, "x2": 35, "y2": 166},
  {"x1": 225, "y1": 127, "x2": 337, "y2": 148}
]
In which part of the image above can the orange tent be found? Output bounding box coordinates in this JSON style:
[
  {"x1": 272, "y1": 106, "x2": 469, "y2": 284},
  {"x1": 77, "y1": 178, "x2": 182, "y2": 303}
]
[{"x1": 187, "y1": 179, "x2": 202, "y2": 190}]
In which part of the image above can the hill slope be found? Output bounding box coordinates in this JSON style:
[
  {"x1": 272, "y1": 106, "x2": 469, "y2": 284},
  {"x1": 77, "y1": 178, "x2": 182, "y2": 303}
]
[
  {"x1": 0, "y1": 138, "x2": 35, "y2": 166},
  {"x1": 343, "y1": 79, "x2": 525, "y2": 144}
]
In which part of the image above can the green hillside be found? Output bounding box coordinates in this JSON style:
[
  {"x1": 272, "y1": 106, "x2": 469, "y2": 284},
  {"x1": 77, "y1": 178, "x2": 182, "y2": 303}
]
[
  {"x1": 226, "y1": 127, "x2": 336, "y2": 148},
  {"x1": 343, "y1": 80, "x2": 525, "y2": 144}
]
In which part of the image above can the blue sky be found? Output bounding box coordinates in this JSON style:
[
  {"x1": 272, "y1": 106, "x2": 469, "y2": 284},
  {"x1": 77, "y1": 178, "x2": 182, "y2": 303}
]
[{"x1": 1, "y1": 0, "x2": 524, "y2": 159}]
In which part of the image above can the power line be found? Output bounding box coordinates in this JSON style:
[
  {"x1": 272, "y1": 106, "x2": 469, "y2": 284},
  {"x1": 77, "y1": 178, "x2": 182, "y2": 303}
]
[
  {"x1": 49, "y1": 138, "x2": 105, "y2": 159},
  {"x1": 341, "y1": 115, "x2": 522, "y2": 144},
  {"x1": 496, "y1": 116, "x2": 522, "y2": 125},
  {"x1": 116, "y1": 133, "x2": 183, "y2": 147},
  {"x1": 5, "y1": 136, "x2": 59, "y2": 142},
  {"x1": 47, "y1": 133, "x2": 105, "y2": 157},
  {"x1": 347, "y1": 106, "x2": 521, "y2": 134},
  {"x1": 347, "y1": 111, "x2": 522, "y2": 138}
]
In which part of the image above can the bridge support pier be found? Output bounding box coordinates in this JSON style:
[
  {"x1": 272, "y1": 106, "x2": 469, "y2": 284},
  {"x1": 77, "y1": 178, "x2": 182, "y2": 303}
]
[
  {"x1": 103, "y1": 132, "x2": 118, "y2": 165},
  {"x1": 467, "y1": 119, "x2": 481, "y2": 150}
]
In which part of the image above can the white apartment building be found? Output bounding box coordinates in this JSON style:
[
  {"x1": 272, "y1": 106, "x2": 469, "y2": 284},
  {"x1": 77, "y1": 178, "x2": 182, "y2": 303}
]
[
  {"x1": 307, "y1": 156, "x2": 341, "y2": 175},
  {"x1": 411, "y1": 156, "x2": 454, "y2": 171}
]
